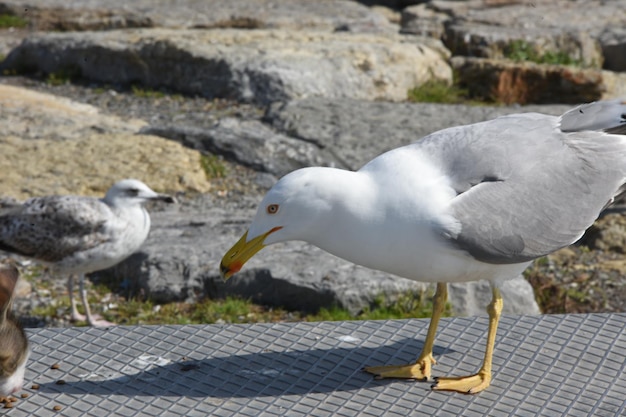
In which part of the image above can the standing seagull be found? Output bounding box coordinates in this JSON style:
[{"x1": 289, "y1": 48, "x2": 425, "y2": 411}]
[
  {"x1": 221, "y1": 99, "x2": 626, "y2": 394},
  {"x1": 0, "y1": 179, "x2": 175, "y2": 326}
]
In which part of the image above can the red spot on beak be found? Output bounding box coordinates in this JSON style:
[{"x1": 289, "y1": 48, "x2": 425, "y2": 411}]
[{"x1": 230, "y1": 261, "x2": 243, "y2": 274}]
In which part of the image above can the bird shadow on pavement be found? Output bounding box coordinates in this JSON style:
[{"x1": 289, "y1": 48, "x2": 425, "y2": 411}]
[{"x1": 36, "y1": 339, "x2": 454, "y2": 398}]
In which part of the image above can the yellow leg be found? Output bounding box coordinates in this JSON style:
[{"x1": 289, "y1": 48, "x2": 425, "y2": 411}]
[
  {"x1": 432, "y1": 285, "x2": 502, "y2": 394},
  {"x1": 364, "y1": 282, "x2": 448, "y2": 381}
]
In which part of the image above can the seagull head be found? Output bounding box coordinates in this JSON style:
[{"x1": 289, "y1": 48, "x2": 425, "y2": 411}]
[
  {"x1": 220, "y1": 168, "x2": 338, "y2": 280},
  {"x1": 104, "y1": 179, "x2": 176, "y2": 207}
]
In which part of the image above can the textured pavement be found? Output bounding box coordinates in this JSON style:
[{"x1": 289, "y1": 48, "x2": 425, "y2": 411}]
[{"x1": 7, "y1": 313, "x2": 626, "y2": 416}]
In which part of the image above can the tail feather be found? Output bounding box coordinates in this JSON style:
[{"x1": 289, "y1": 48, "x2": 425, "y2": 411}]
[{"x1": 559, "y1": 98, "x2": 626, "y2": 134}]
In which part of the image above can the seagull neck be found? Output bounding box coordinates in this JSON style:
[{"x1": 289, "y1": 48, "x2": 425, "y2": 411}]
[
  {"x1": 304, "y1": 169, "x2": 379, "y2": 248},
  {"x1": 102, "y1": 197, "x2": 149, "y2": 224},
  {"x1": 301, "y1": 159, "x2": 457, "y2": 277},
  {"x1": 102, "y1": 196, "x2": 123, "y2": 209}
]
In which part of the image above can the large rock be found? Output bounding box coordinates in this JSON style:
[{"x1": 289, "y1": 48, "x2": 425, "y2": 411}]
[
  {"x1": 400, "y1": 3, "x2": 448, "y2": 38},
  {"x1": 598, "y1": 28, "x2": 626, "y2": 72},
  {"x1": 431, "y1": 0, "x2": 626, "y2": 36},
  {"x1": 444, "y1": 22, "x2": 603, "y2": 69},
  {"x1": 141, "y1": 118, "x2": 335, "y2": 178},
  {"x1": 0, "y1": 0, "x2": 396, "y2": 33},
  {"x1": 0, "y1": 83, "x2": 145, "y2": 140},
  {"x1": 0, "y1": 84, "x2": 211, "y2": 199},
  {"x1": 451, "y1": 56, "x2": 626, "y2": 105},
  {"x1": 0, "y1": 133, "x2": 211, "y2": 199},
  {"x1": 140, "y1": 97, "x2": 569, "y2": 174},
  {"x1": 355, "y1": 0, "x2": 425, "y2": 9},
  {"x1": 1, "y1": 28, "x2": 451, "y2": 104},
  {"x1": 402, "y1": 0, "x2": 626, "y2": 72},
  {"x1": 263, "y1": 98, "x2": 570, "y2": 169}
]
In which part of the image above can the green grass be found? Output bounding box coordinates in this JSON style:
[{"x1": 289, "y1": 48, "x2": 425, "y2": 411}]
[
  {"x1": 0, "y1": 14, "x2": 27, "y2": 29},
  {"x1": 106, "y1": 289, "x2": 447, "y2": 325},
  {"x1": 100, "y1": 297, "x2": 294, "y2": 325},
  {"x1": 46, "y1": 67, "x2": 82, "y2": 86},
  {"x1": 200, "y1": 153, "x2": 227, "y2": 179},
  {"x1": 503, "y1": 40, "x2": 582, "y2": 66},
  {"x1": 46, "y1": 72, "x2": 70, "y2": 86},
  {"x1": 131, "y1": 85, "x2": 166, "y2": 99},
  {"x1": 309, "y1": 290, "x2": 449, "y2": 322},
  {"x1": 407, "y1": 80, "x2": 471, "y2": 104},
  {"x1": 132, "y1": 85, "x2": 183, "y2": 101},
  {"x1": 524, "y1": 254, "x2": 608, "y2": 314},
  {"x1": 369, "y1": 291, "x2": 445, "y2": 320},
  {"x1": 22, "y1": 265, "x2": 447, "y2": 326}
]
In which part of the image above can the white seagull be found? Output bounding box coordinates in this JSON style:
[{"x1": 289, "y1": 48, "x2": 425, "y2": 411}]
[
  {"x1": 221, "y1": 99, "x2": 626, "y2": 393},
  {"x1": 0, "y1": 179, "x2": 175, "y2": 326}
]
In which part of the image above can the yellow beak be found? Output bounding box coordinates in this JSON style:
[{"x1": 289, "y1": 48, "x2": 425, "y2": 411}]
[{"x1": 220, "y1": 227, "x2": 282, "y2": 281}]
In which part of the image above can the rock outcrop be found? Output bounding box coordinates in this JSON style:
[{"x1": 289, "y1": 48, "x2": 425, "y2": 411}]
[
  {"x1": 2, "y1": 29, "x2": 451, "y2": 104},
  {"x1": 0, "y1": 84, "x2": 211, "y2": 199}
]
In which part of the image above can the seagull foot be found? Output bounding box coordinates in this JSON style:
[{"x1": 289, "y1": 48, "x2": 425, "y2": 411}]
[
  {"x1": 70, "y1": 312, "x2": 87, "y2": 322},
  {"x1": 364, "y1": 354, "x2": 435, "y2": 380},
  {"x1": 85, "y1": 314, "x2": 115, "y2": 327},
  {"x1": 71, "y1": 312, "x2": 115, "y2": 327},
  {"x1": 88, "y1": 318, "x2": 116, "y2": 327},
  {"x1": 431, "y1": 371, "x2": 491, "y2": 394}
]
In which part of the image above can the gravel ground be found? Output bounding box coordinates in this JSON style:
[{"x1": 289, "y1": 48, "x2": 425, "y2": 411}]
[{"x1": 3, "y1": 74, "x2": 626, "y2": 327}]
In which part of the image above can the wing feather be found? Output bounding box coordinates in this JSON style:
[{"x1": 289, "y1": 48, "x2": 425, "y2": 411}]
[
  {"x1": 421, "y1": 111, "x2": 626, "y2": 264},
  {"x1": 0, "y1": 196, "x2": 113, "y2": 263}
]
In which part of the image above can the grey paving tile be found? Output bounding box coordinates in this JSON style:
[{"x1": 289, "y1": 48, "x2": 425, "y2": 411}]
[{"x1": 4, "y1": 313, "x2": 624, "y2": 416}]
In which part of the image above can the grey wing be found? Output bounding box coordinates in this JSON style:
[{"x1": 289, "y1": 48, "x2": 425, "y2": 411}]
[
  {"x1": 0, "y1": 196, "x2": 112, "y2": 262},
  {"x1": 427, "y1": 113, "x2": 626, "y2": 264}
]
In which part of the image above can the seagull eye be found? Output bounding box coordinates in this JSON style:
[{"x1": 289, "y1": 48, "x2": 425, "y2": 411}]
[
  {"x1": 266, "y1": 204, "x2": 279, "y2": 214},
  {"x1": 127, "y1": 188, "x2": 140, "y2": 196}
]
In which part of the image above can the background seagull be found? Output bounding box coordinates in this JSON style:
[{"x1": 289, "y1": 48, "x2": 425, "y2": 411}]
[
  {"x1": 221, "y1": 98, "x2": 626, "y2": 393},
  {"x1": 0, "y1": 179, "x2": 175, "y2": 326}
]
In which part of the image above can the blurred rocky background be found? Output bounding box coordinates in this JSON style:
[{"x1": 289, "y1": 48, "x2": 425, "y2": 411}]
[{"x1": 0, "y1": 0, "x2": 624, "y2": 327}]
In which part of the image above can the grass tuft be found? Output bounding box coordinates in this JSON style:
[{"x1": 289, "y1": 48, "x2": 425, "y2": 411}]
[
  {"x1": 131, "y1": 85, "x2": 166, "y2": 99},
  {"x1": 22, "y1": 265, "x2": 447, "y2": 326},
  {"x1": 504, "y1": 40, "x2": 582, "y2": 66},
  {"x1": 407, "y1": 80, "x2": 470, "y2": 104},
  {"x1": 0, "y1": 14, "x2": 27, "y2": 29},
  {"x1": 308, "y1": 289, "x2": 449, "y2": 322},
  {"x1": 46, "y1": 67, "x2": 82, "y2": 86},
  {"x1": 200, "y1": 153, "x2": 227, "y2": 179},
  {"x1": 20, "y1": 264, "x2": 449, "y2": 326}
]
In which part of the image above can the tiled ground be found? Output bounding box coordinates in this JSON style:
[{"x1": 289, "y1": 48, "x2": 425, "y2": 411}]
[{"x1": 6, "y1": 313, "x2": 626, "y2": 416}]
